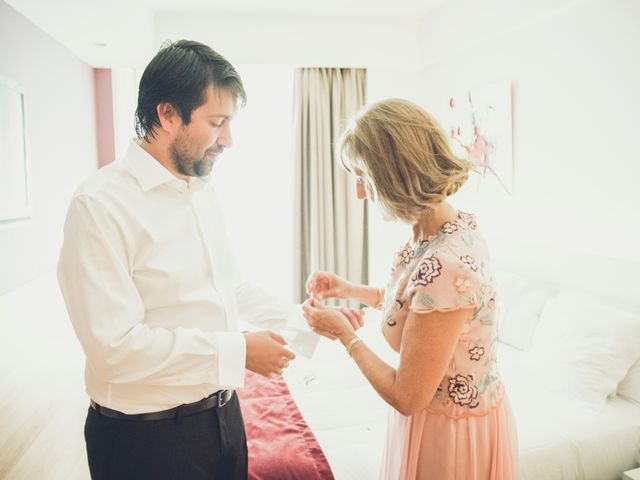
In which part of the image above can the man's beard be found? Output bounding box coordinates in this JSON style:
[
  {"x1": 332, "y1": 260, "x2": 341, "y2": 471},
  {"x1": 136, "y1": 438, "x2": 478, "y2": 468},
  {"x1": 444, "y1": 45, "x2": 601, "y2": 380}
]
[{"x1": 170, "y1": 135, "x2": 222, "y2": 178}]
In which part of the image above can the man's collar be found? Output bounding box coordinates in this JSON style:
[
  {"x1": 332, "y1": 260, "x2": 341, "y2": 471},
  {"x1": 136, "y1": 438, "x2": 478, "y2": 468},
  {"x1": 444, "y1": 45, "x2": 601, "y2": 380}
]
[{"x1": 125, "y1": 140, "x2": 210, "y2": 193}]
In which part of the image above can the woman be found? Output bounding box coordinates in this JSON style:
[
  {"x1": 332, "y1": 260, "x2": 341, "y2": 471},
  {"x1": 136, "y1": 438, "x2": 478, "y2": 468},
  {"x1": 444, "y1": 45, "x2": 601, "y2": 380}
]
[{"x1": 303, "y1": 99, "x2": 518, "y2": 479}]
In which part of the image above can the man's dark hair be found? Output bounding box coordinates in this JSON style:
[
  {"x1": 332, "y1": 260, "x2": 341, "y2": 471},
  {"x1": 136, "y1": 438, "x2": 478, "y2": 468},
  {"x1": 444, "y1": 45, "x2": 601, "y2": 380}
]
[{"x1": 135, "y1": 40, "x2": 246, "y2": 140}]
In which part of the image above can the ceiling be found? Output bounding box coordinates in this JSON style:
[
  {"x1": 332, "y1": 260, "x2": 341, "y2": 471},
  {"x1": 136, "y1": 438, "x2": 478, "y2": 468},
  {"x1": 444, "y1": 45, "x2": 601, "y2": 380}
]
[
  {"x1": 141, "y1": 0, "x2": 446, "y2": 16},
  {"x1": 5, "y1": 0, "x2": 446, "y2": 67}
]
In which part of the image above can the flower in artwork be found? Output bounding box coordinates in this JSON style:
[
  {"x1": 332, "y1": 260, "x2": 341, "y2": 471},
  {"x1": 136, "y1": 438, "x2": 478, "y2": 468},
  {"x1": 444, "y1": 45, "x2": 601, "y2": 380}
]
[
  {"x1": 446, "y1": 84, "x2": 513, "y2": 196},
  {"x1": 466, "y1": 127, "x2": 491, "y2": 168}
]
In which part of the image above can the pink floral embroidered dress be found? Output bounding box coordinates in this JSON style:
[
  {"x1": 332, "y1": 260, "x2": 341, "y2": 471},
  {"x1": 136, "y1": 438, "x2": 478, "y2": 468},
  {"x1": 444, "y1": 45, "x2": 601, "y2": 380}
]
[{"x1": 379, "y1": 211, "x2": 518, "y2": 480}]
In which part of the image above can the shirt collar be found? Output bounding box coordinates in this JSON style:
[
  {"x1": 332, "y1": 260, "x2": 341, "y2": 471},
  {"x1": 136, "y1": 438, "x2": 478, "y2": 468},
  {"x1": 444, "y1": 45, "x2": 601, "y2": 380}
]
[{"x1": 124, "y1": 139, "x2": 210, "y2": 193}]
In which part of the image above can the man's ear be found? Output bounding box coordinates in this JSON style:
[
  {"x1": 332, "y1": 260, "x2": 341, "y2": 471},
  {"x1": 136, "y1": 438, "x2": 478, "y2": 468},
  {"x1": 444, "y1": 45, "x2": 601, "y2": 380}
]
[{"x1": 156, "y1": 102, "x2": 180, "y2": 133}]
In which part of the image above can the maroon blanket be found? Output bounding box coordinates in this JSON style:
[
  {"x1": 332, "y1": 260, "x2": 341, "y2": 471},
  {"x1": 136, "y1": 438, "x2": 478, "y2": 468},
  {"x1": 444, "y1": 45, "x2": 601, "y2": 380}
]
[{"x1": 237, "y1": 371, "x2": 334, "y2": 480}]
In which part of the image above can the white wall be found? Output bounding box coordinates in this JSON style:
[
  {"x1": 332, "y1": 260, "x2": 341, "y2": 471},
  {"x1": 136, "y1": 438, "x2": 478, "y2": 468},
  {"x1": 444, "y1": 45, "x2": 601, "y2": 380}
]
[
  {"x1": 0, "y1": 1, "x2": 98, "y2": 295},
  {"x1": 154, "y1": 12, "x2": 420, "y2": 68},
  {"x1": 111, "y1": 67, "x2": 141, "y2": 159},
  {"x1": 417, "y1": 0, "x2": 640, "y2": 260},
  {"x1": 368, "y1": 0, "x2": 640, "y2": 296},
  {"x1": 5, "y1": 0, "x2": 156, "y2": 68}
]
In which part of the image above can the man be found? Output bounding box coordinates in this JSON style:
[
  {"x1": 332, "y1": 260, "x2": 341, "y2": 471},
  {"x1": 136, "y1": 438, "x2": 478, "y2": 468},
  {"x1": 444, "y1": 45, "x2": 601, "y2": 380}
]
[{"x1": 58, "y1": 40, "x2": 307, "y2": 480}]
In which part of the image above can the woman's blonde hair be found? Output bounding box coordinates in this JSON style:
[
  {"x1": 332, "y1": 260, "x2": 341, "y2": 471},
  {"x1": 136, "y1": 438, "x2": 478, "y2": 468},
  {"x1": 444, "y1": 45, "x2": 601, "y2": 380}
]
[{"x1": 337, "y1": 98, "x2": 474, "y2": 223}]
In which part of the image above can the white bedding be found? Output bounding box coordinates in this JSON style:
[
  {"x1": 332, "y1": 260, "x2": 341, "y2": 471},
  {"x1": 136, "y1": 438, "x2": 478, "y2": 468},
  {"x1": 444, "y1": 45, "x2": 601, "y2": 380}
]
[
  {"x1": 499, "y1": 344, "x2": 640, "y2": 480},
  {"x1": 284, "y1": 311, "x2": 640, "y2": 480},
  {"x1": 283, "y1": 315, "x2": 396, "y2": 480},
  {"x1": 3, "y1": 272, "x2": 638, "y2": 479}
]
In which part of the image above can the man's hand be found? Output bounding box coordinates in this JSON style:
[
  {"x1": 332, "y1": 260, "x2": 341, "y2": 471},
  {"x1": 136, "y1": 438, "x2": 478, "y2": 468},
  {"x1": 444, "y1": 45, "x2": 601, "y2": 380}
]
[{"x1": 244, "y1": 331, "x2": 296, "y2": 378}]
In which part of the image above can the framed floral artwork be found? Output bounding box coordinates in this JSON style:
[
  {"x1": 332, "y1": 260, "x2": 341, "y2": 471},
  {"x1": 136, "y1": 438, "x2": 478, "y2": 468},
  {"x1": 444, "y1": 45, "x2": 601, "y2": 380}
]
[{"x1": 443, "y1": 81, "x2": 513, "y2": 197}]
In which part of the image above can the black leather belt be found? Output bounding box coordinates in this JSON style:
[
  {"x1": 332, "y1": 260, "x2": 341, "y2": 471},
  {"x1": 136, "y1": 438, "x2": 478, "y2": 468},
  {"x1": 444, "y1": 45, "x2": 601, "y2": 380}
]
[{"x1": 90, "y1": 390, "x2": 234, "y2": 421}]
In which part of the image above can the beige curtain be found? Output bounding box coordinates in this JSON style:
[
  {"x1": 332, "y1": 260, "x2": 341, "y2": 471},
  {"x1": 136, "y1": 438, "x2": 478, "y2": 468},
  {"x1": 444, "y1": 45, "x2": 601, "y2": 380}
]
[{"x1": 293, "y1": 68, "x2": 368, "y2": 306}]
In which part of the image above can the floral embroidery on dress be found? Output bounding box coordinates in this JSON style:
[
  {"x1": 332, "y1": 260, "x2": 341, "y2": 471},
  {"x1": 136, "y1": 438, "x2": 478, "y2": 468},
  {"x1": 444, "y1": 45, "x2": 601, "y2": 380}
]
[
  {"x1": 414, "y1": 238, "x2": 434, "y2": 257},
  {"x1": 460, "y1": 255, "x2": 478, "y2": 272},
  {"x1": 448, "y1": 374, "x2": 480, "y2": 408},
  {"x1": 458, "y1": 211, "x2": 477, "y2": 230},
  {"x1": 468, "y1": 345, "x2": 485, "y2": 361},
  {"x1": 382, "y1": 212, "x2": 505, "y2": 417},
  {"x1": 391, "y1": 243, "x2": 409, "y2": 274},
  {"x1": 434, "y1": 384, "x2": 444, "y2": 401},
  {"x1": 454, "y1": 277, "x2": 471, "y2": 292},
  {"x1": 386, "y1": 299, "x2": 406, "y2": 326},
  {"x1": 399, "y1": 243, "x2": 414, "y2": 265},
  {"x1": 410, "y1": 255, "x2": 442, "y2": 287},
  {"x1": 441, "y1": 221, "x2": 459, "y2": 234},
  {"x1": 459, "y1": 322, "x2": 472, "y2": 343}
]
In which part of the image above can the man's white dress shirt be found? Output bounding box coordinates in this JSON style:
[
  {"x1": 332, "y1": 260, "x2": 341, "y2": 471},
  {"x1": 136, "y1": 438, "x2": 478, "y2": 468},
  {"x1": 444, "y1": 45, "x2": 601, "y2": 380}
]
[{"x1": 58, "y1": 140, "x2": 316, "y2": 414}]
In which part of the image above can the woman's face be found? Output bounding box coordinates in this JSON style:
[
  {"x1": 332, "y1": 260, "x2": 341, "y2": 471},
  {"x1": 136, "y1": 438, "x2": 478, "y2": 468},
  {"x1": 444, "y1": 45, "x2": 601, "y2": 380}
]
[{"x1": 354, "y1": 167, "x2": 395, "y2": 222}]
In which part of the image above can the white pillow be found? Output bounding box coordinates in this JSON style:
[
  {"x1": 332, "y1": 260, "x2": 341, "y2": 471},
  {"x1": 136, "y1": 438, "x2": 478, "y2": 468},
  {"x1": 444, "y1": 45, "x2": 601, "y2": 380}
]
[
  {"x1": 495, "y1": 271, "x2": 549, "y2": 351},
  {"x1": 618, "y1": 358, "x2": 640, "y2": 406},
  {"x1": 523, "y1": 290, "x2": 640, "y2": 411},
  {"x1": 495, "y1": 270, "x2": 528, "y2": 305}
]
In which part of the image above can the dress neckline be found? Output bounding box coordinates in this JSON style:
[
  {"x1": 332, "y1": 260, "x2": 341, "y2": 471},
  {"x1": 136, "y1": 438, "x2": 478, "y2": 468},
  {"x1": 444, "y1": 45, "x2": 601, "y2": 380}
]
[{"x1": 412, "y1": 210, "x2": 473, "y2": 245}]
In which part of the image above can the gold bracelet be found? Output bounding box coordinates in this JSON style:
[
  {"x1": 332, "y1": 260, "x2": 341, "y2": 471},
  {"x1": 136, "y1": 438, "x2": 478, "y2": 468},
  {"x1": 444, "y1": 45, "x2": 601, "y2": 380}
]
[
  {"x1": 375, "y1": 287, "x2": 385, "y2": 310},
  {"x1": 345, "y1": 336, "x2": 362, "y2": 356}
]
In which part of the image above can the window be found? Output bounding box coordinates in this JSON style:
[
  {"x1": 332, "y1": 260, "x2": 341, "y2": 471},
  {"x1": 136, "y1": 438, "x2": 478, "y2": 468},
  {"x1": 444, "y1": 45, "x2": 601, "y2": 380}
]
[
  {"x1": 0, "y1": 76, "x2": 29, "y2": 223},
  {"x1": 212, "y1": 65, "x2": 295, "y2": 302}
]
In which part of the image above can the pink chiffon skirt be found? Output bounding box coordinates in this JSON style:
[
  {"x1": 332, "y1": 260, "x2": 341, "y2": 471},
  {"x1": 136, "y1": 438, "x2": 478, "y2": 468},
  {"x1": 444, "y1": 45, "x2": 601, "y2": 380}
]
[{"x1": 379, "y1": 394, "x2": 518, "y2": 480}]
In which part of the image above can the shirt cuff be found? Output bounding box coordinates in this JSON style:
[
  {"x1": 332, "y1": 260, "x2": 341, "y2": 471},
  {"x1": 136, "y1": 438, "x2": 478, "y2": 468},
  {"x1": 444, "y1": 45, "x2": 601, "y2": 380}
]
[
  {"x1": 216, "y1": 332, "x2": 246, "y2": 389},
  {"x1": 289, "y1": 330, "x2": 321, "y2": 358},
  {"x1": 284, "y1": 304, "x2": 311, "y2": 331},
  {"x1": 280, "y1": 304, "x2": 320, "y2": 357}
]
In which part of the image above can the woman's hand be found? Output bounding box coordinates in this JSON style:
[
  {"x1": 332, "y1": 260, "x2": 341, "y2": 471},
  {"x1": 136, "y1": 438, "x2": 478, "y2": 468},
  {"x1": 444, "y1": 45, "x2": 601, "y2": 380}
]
[
  {"x1": 302, "y1": 298, "x2": 356, "y2": 341},
  {"x1": 305, "y1": 271, "x2": 352, "y2": 300},
  {"x1": 330, "y1": 306, "x2": 365, "y2": 331}
]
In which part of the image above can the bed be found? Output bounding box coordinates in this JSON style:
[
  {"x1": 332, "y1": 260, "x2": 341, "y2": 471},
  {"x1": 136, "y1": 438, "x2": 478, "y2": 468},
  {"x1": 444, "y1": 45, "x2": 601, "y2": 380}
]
[
  {"x1": 269, "y1": 319, "x2": 640, "y2": 480},
  {"x1": 262, "y1": 286, "x2": 640, "y2": 480},
  {"x1": 2, "y1": 272, "x2": 639, "y2": 479},
  {"x1": 500, "y1": 344, "x2": 640, "y2": 480}
]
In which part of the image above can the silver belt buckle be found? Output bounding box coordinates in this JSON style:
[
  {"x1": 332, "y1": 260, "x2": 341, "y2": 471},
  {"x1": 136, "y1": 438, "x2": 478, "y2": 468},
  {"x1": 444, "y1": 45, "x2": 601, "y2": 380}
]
[{"x1": 217, "y1": 389, "x2": 231, "y2": 408}]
